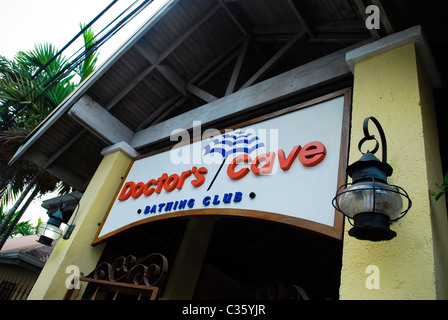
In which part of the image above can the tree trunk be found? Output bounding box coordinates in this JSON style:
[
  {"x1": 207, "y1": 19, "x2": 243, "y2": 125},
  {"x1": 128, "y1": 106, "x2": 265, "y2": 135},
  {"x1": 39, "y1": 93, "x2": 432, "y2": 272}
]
[
  {"x1": 0, "y1": 186, "x2": 39, "y2": 250},
  {"x1": 0, "y1": 175, "x2": 38, "y2": 236}
]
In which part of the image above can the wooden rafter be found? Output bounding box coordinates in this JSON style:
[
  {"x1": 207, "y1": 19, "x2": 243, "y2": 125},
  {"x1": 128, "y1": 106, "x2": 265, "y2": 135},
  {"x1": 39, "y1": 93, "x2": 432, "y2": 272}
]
[
  {"x1": 136, "y1": 95, "x2": 182, "y2": 131},
  {"x1": 219, "y1": 0, "x2": 249, "y2": 36},
  {"x1": 371, "y1": 0, "x2": 394, "y2": 34},
  {"x1": 135, "y1": 43, "x2": 187, "y2": 96},
  {"x1": 354, "y1": 0, "x2": 394, "y2": 37},
  {"x1": 239, "y1": 29, "x2": 308, "y2": 90},
  {"x1": 136, "y1": 38, "x2": 245, "y2": 130},
  {"x1": 135, "y1": 41, "x2": 221, "y2": 104},
  {"x1": 105, "y1": 3, "x2": 222, "y2": 111},
  {"x1": 131, "y1": 43, "x2": 354, "y2": 150},
  {"x1": 131, "y1": 1, "x2": 318, "y2": 129},
  {"x1": 286, "y1": 0, "x2": 314, "y2": 38},
  {"x1": 225, "y1": 34, "x2": 251, "y2": 96},
  {"x1": 46, "y1": 0, "x2": 370, "y2": 173},
  {"x1": 26, "y1": 149, "x2": 87, "y2": 190},
  {"x1": 43, "y1": 129, "x2": 86, "y2": 169},
  {"x1": 69, "y1": 96, "x2": 134, "y2": 144},
  {"x1": 352, "y1": 0, "x2": 381, "y2": 40}
]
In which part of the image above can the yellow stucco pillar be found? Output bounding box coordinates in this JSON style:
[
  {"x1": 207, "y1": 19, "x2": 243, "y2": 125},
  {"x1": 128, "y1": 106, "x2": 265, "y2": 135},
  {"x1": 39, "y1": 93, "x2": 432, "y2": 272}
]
[
  {"x1": 28, "y1": 142, "x2": 137, "y2": 300},
  {"x1": 340, "y1": 27, "x2": 448, "y2": 299}
]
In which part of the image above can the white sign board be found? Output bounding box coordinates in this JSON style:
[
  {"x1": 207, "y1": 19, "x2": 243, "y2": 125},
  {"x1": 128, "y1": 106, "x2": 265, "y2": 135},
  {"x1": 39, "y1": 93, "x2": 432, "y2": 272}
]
[{"x1": 93, "y1": 91, "x2": 349, "y2": 244}]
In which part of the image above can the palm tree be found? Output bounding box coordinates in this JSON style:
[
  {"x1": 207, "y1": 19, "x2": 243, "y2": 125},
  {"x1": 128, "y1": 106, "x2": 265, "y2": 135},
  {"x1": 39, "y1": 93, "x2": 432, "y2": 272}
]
[
  {"x1": 0, "y1": 203, "x2": 42, "y2": 238},
  {"x1": 0, "y1": 24, "x2": 99, "y2": 248}
]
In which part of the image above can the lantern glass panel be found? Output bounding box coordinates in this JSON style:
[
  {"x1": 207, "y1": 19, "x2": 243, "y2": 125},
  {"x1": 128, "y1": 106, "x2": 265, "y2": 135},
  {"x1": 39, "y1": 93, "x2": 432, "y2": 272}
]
[
  {"x1": 338, "y1": 181, "x2": 403, "y2": 220},
  {"x1": 38, "y1": 223, "x2": 62, "y2": 240}
]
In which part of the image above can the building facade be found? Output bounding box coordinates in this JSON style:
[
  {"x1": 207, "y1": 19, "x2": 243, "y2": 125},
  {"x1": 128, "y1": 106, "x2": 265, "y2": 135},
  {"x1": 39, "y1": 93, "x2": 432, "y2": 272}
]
[{"x1": 9, "y1": 0, "x2": 448, "y2": 300}]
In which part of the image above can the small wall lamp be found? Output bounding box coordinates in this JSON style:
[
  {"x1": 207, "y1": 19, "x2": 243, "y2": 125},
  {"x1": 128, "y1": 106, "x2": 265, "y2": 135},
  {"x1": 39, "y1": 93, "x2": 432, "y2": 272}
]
[
  {"x1": 332, "y1": 117, "x2": 412, "y2": 241},
  {"x1": 37, "y1": 194, "x2": 80, "y2": 246},
  {"x1": 37, "y1": 206, "x2": 64, "y2": 246}
]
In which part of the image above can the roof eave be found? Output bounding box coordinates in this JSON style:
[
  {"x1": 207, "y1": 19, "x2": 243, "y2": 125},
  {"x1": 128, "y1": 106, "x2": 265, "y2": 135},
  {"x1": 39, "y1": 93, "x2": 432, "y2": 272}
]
[{"x1": 8, "y1": 0, "x2": 178, "y2": 166}]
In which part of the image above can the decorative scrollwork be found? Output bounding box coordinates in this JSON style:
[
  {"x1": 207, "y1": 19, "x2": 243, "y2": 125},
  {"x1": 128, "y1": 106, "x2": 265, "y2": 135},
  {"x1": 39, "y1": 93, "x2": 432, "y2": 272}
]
[
  {"x1": 358, "y1": 116, "x2": 388, "y2": 162},
  {"x1": 90, "y1": 253, "x2": 168, "y2": 287}
]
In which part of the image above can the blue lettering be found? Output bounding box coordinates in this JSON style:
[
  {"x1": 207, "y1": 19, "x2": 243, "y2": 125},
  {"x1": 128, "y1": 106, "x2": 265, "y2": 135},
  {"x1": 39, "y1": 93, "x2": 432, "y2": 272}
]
[
  {"x1": 165, "y1": 202, "x2": 173, "y2": 212},
  {"x1": 234, "y1": 192, "x2": 243, "y2": 202},
  {"x1": 223, "y1": 193, "x2": 232, "y2": 203},
  {"x1": 144, "y1": 193, "x2": 245, "y2": 212},
  {"x1": 178, "y1": 200, "x2": 187, "y2": 210},
  {"x1": 203, "y1": 196, "x2": 211, "y2": 206}
]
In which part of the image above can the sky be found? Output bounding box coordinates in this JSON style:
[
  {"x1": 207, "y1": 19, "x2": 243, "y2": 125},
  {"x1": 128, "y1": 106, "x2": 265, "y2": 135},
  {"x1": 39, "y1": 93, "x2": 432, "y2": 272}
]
[{"x1": 1, "y1": 0, "x2": 169, "y2": 226}]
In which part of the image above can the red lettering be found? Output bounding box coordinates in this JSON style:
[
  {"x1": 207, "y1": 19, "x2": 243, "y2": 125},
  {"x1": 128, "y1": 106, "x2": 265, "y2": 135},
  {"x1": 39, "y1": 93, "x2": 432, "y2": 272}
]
[
  {"x1": 227, "y1": 154, "x2": 252, "y2": 180},
  {"x1": 176, "y1": 170, "x2": 192, "y2": 190},
  {"x1": 118, "y1": 141, "x2": 327, "y2": 202},
  {"x1": 143, "y1": 179, "x2": 157, "y2": 196},
  {"x1": 191, "y1": 167, "x2": 208, "y2": 187},
  {"x1": 131, "y1": 182, "x2": 145, "y2": 198},
  {"x1": 298, "y1": 141, "x2": 326, "y2": 167},
  {"x1": 118, "y1": 181, "x2": 135, "y2": 201},
  {"x1": 155, "y1": 173, "x2": 168, "y2": 194},
  {"x1": 251, "y1": 152, "x2": 276, "y2": 175},
  {"x1": 164, "y1": 174, "x2": 179, "y2": 192},
  {"x1": 226, "y1": 141, "x2": 327, "y2": 180},
  {"x1": 278, "y1": 145, "x2": 302, "y2": 170}
]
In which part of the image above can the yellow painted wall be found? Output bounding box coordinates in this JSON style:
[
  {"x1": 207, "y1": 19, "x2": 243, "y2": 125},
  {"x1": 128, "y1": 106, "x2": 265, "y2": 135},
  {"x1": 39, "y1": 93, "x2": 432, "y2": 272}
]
[
  {"x1": 26, "y1": 34, "x2": 448, "y2": 301},
  {"x1": 417, "y1": 50, "x2": 448, "y2": 300},
  {"x1": 340, "y1": 43, "x2": 448, "y2": 299},
  {"x1": 27, "y1": 150, "x2": 133, "y2": 300}
]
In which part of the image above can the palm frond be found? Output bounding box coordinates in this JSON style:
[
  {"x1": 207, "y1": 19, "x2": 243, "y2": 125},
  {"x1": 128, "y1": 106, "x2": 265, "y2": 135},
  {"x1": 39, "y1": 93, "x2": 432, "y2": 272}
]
[
  {"x1": 76, "y1": 23, "x2": 99, "y2": 82},
  {"x1": 0, "y1": 201, "x2": 39, "y2": 237},
  {"x1": 16, "y1": 43, "x2": 70, "y2": 80},
  {"x1": 0, "y1": 21, "x2": 99, "y2": 218}
]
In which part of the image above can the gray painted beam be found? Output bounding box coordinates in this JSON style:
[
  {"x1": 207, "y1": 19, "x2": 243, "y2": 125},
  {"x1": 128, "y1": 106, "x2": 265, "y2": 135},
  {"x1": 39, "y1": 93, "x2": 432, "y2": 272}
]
[
  {"x1": 131, "y1": 42, "x2": 364, "y2": 150},
  {"x1": 68, "y1": 96, "x2": 134, "y2": 144}
]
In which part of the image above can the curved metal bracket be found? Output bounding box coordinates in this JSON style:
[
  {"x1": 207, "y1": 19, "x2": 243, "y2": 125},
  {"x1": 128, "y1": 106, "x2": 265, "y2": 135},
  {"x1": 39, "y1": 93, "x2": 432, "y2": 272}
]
[{"x1": 358, "y1": 116, "x2": 388, "y2": 163}]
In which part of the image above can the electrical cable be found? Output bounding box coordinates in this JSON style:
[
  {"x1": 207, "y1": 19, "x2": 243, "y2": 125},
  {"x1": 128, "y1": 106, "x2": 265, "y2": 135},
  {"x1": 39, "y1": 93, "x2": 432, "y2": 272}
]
[
  {"x1": 3, "y1": 0, "x2": 155, "y2": 129},
  {"x1": 30, "y1": 0, "x2": 119, "y2": 81},
  {"x1": 2, "y1": 0, "x2": 121, "y2": 127},
  {"x1": 49, "y1": 0, "x2": 141, "y2": 79},
  {"x1": 5, "y1": 0, "x2": 135, "y2": 121},
  {"x1": 34, "y1": 0, "x2": 154, "y2": 106},
  {"x1": 22, "y1": 0, "x2": 146, "y2": 112}
]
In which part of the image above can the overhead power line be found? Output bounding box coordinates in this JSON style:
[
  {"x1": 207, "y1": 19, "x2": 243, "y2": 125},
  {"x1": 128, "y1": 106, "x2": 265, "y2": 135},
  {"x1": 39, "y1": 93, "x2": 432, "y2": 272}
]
[
  {"x1": 3, "y1": 0, "x2": 155, "y2": 129},
  {"x1": 30, "y1": 0, "x2": 120, "y2": 81}
]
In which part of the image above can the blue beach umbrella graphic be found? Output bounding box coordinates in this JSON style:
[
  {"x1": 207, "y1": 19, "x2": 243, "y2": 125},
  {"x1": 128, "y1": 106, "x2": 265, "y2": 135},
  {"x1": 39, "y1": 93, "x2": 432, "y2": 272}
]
[{"x1": 203, "y1": 130, "x2": 265, "y2": 190}]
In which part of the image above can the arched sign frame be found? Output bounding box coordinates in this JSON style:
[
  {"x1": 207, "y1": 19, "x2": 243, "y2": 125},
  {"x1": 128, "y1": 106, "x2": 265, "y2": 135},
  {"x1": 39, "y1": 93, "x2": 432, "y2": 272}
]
[{"x1": 92, "y1": 88, "x2": 351, "y2": 245}]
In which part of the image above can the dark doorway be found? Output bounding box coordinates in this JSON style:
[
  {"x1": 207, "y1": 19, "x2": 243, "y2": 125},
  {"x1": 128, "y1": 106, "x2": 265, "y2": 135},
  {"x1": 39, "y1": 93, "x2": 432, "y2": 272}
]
[
  {"x1": 194, "y1": 217, "x2": 343, "y2": 300},
  {"x1": 94, "y1": 216, "x2": 342, "y2": 300}
]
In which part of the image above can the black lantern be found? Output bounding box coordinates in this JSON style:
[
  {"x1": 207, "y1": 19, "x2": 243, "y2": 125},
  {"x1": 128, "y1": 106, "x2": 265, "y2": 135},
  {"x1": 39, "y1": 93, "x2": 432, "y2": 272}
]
[
  {"x1": 37, "y1": 207, "x2": 64, "y2": 246},
  {"x1": 37, "y1": 194, "x2": 80, "y2": 246},
  {"x1": 332, "y1": 117, "x2": 412, "y2": 241}
]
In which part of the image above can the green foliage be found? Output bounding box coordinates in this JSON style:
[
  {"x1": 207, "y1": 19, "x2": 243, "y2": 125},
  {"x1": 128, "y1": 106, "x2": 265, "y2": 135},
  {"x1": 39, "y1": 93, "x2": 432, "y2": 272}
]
[
  {"x1": 76, "y1": 23, "x2": 99, "y2": 82},
  {"x1": 0, "y1": 203, "x2": 40, "y2": 237},
  {"x1": 0, "y1": 24, "x2": 99, "y2": 133},
  {"x1": 431, "y1": 171, "x2": 448, "y2": 201},
  {"x1": 0, "y1": 42, "x2": 77, "y2": 131},
  {"x1": 0, "y1": 24, "x2": 99, "y2": 221}
]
